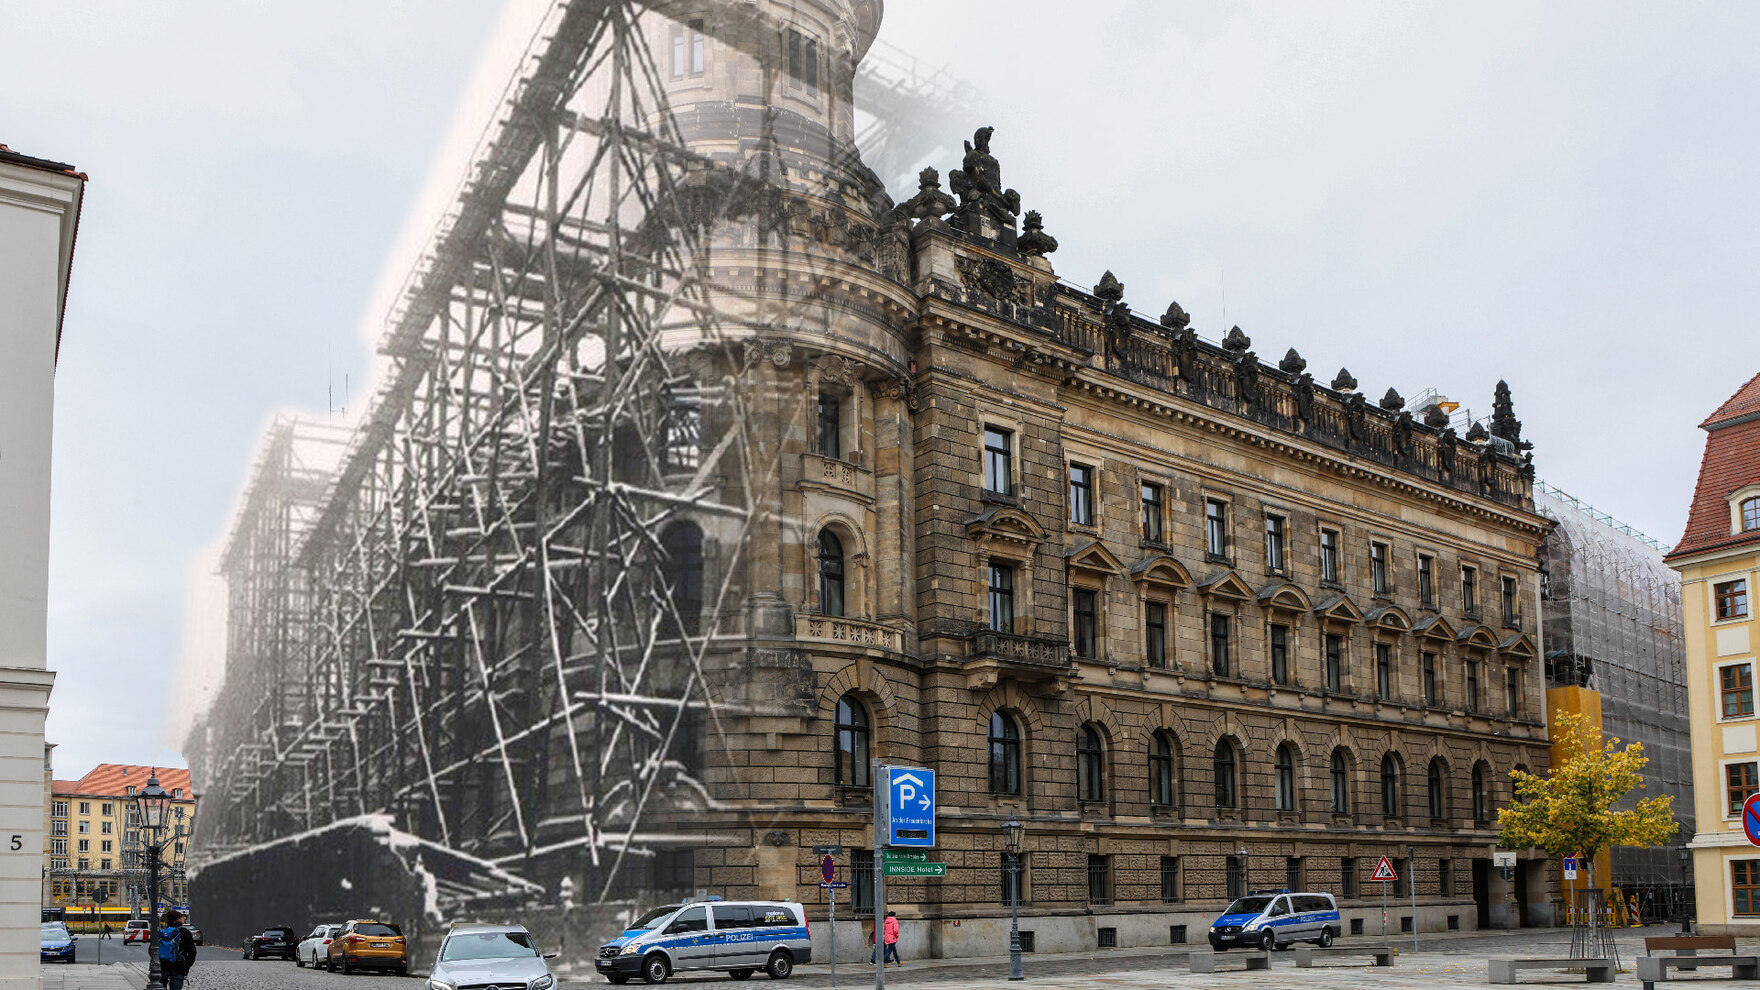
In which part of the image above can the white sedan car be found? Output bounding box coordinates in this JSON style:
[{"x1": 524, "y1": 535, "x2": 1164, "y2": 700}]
[{"x1": 295, "y1": 924, "x2": 341, "y2": 968}]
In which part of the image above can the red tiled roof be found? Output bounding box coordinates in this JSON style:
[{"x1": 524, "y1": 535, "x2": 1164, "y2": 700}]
[
  {"x1": 63, "y1": 765, "x2": 194, "y2": 799},
  {"x1": 51, "y1": 780, "x2": 80, "y2": 795},
  {"x1": 1668, "y1": 373, "x2": 1760, "y2": 561}
]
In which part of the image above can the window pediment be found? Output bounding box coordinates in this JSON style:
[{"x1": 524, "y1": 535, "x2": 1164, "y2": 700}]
[
  {"x1": 1255, "y1": 581, "x2": 1312, "y2": 613},
  {"x1": 966, "y1": 505, "x2": 1047, "y2": 547},
  {"x1": 1065, "y1": 539, "x2": 1124, "y2": 576},
  {"x1": 1497, "y1": 633, "x2": 1537, "y2": 659},
  {"x1": 1130, "y1": 554, "x2": 1192, "y2": 590},
  {"x1": 1365, "y1": 604, "x2": 1412, "y2": 631},
  {"x1": 1313, "y1": 592, "x2": 1365, "y2": 624},
  {"x1": 1457, "y1": 624, "x2": 1500, "y2": 650},
  {"x1": 1200, "y1": 569, "x2": 1255, "y2": 602},
  {"x1": 1411, "y1": 614, "x2": 1457, "y2": 642}
]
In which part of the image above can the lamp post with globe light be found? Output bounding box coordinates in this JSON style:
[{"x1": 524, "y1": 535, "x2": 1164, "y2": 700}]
[
  {"x1": 134, "y1": 776, "x2": 172, "y2": 990},
  {"x1": 1004, "y1": 818, "x2": 1024, "y2": 981}
]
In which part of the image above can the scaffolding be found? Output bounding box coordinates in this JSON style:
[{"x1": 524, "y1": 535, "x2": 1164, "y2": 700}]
[{"x1": 1536, "y1": 480, "x2": 1694, "y2": 920}]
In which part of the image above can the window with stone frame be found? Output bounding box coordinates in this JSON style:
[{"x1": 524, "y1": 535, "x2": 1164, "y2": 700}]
[
  {"x1": 1506, "y1": 666, "x2": 1521, "y2": 717},
  {"x1": 1149, "y1": 732, "x2": 1177, "y2": 810},
  {"x1": 1341, "y1": 857, "x2": 1358, "y2": 898},
  {"x1": 1418, "y1": 554, "x2": 1436, "y2": 608},
  {"x1": 1422, "y1": 651, "x2": 1439, "y2": 706},
  {"x1": 1717, "y1": 579, "x2": 1750, "y2": 621},
  {"x1": 1265, "y1": 514, "x2": 1287, "y2": 572},
  {"x1": 1140, "y1": 482, "x2": 1164, "y2": 542},
  {"x1": 1330, "y1": 749, "x2": 1350, "y2": 814},
  {"x1": 1087, "y1": 854, "x2": 1112, "y2": 905},
  {"x1": 1270, "y1": 623, "x2": 1290, "y2": 685},
  {"x1": 987, "y1": 561, "x2": 1015, "y2": 633},
  {"x1": 852, "y1": 850, "x2": 875, "y2": 914},
  {"x1": 1462, "y1": 565, "x2": 1479, "y2": 615},
  {"x1": 1160, "y1": 856, "x2": 1182, "y2": 903},
  {"x1": 1214, "y1": 739, "x2": 1238, "y2": 809},
  {"x1": 1225, "y1": 856, "x2": 1245, "y2": 899},
  {"x1": 1380, "y1": 753, "x2": 1402, "y2": 818},
  {"x1": 835, "y1": 694, "x2": 870, "y2": 788},
  {"x1": 1274, "y1": 744, "x2": 1298, "y2": 812},
  {"x1": 1210, "y1": 613, "x2": 1231, "y2": 676},
  {"x1": 1376, "y1": 643, "x2": 1393, "y2": 700},
  {"x1": 989, "y1": 712, "x2": 1023, "y2": 795},
  {"x1": 1466, "y1": 659, "x2": 1481, "y2": 712},
  {"x1": 1735, "y1": 859, "x2": 1760, "y2": 917},
  {"x1": 786, "y1": 28, "x2": 818, "y2": 95},
  {"x1": 1324, "y1": 633, "x2": 1344, "y2": 692},
  {"x1": 1724, "y1": 662, "x2": 1755, "y2": 718},
  {"x1": 1069, "y1": 463, "x2": 1095, "y2": 526},
  {"x1": 1427, "y1": 758, "x2": 1447, "y2": 819},
  {"x1": 1205, "y1": 499, "x2": 1229, "y2": 559},
  {"x1": 1071, "y1": 587, "x2": 1099, "y2": 659},
  {"x1": 1728, "y1": 761, "x2": 1759, "y2": 817},
  {"x1": 1744, "y1": 496, "x2": 1760, "y2": 533},
  {"x1": 670, "y1": 19, "x2": 705, "y2": 78},
  {"x1": 983, "y1": 426, "x2": 1013, "y2": 495},
  {"x1": 817, "y1": 528, "x2": 846, "y2": 617},
  {"x1": 1501, "y1": 575, "x2": 1519, "y2": 626},
  {"x1": 1000, "y1": 851, "x2": 1026, "y2": 907},
  {"x1": 1320, "y1": 528, "x2": 1341, "y2": 584},
  {"x1": 1472, "y1": 764, "x2": 1488, "y2": 822},
  {"x1": 1371, "y1": 541, "x2": 1391, "y2": 595},
  {"x1": 1077, "y1": 723, "x2": 1106, "y2": 803},
  {"x1": 816, "y1": 390, "x2": 843, "y2": 459},
  {"x1": 1145, "y1": 601, "x2": 1168, "y2": 668}
]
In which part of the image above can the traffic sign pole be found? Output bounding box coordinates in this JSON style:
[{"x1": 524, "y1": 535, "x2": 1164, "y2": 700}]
[{"x1": 872, "y1": 759, "x2": 886, "y2": 990}]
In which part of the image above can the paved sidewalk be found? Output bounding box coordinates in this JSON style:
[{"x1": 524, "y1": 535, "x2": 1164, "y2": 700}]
[{"x1": 39, "y1": 963, "x2": 146, "y2": 990}]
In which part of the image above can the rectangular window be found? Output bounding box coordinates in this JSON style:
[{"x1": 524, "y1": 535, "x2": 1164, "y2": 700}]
[
  {"x1": 1145, "y1": 602, "x2": 1167, "y2": 668},
  {"x1": 78, "y1": 802, "x2": 89, "y2": 815},
  {"x1": 1418, "y1": 555, "x2": 1435, "y2": 607},
  {"x1": 52, "y1": 821, "x2": 65, "y2": 836},
  {"x1": 100, "y1": 821, "x2": 111, "y2": 835},
  {"x1": 816, "y1": 391, "x2": 841, "y2": 459},
  {"x1": 1087, "y1": 854, "x2": 1111, "y2": 905},
  {"x1": 1341, "y1": 857, "x2": 1358, "y2": 899},
  {"x1": 1270, "y1": 624, "x2": 1289, "y2": 685},
  {"x1": 1265, "y1": 515, "x2": 1286, "y2": 571},
  {"x1": 988, "y1": 562, "x2": 1015, "y2": 633},
  {"x1": 852, "y1": 850, "x2": 875, "y2": 915},
  {"x1": 77, "y1": 821, "x2": 88, "y2": 834},
  {"x1": 1376, "y1": 643, "x2": 1393, "y2": 700},
  {"x1": 786, "y1": 29, "x2": 818, "y2": 94},
  {"x1": 1069, "y1": 464, "x2": 1094, "y2": 526},
  {"x1": 101, "y1": 840, "x2": 112, "y2": 853},
  {"x1": 1507, "y1": 667, "x2": 1521, "y2": 717},
  {"x1": 1717, "y1": 580, "x2": 1751, "y2": 620},
  {"x1": 1000, "y1": 852, "x2": 1026, "y2": 906},
  {"x1": 78, "y1": 858, "x2": 89, "y2": 870},
  {"x1": 1371, "y1": 541, "x2": 1390, "y2": 594},
  {"x1": 1324, "y1": 634, "x2": 1343, "y2": 691},
  {"x1": 1072, "y1": 588, "x2": 1098, "y2": 658},
  {"x1": 1320, "y1": 529, "x2": 1341, "y2": 583},
  {"x1": 1286, "y1": 856, "x2": 1304, "y2": 892},
  {"x1": 100, "y1": 858, "x2": 111, "y2": 870},
  {"x1": 1735, "y1": 860, "x2": 1760, "y2": 916},
  {"x1": 1160, "y1": 856, "x2": 1181, "y2": 903},
  {"x1": 1422, "y1": 652, "x2": 1438, "y2": 706},
  {"x1": 1724, "y1": 662, "x2": 1755, "y2": 718},
  {"x1": 51, "y1": 838, "x2": 65, "y2": 856},
  {"x1": 690, "y1": 18, "x2": 705, "y2": 74},
  {"x1": 983, "y1": 427, "x2": 1013, "y2": 495},
  {"x1": 1205, "y1": 499, "x2": 1228, "y2": 558},
  {"x1": 77, "y1": 839, "x2": 88, "y2": 853},
  {"x1": 52, "y1": 801, "x2": 66, "y2": 818},
  {"x1": 1462, "y1": 566, "x2": 1479, "y2": 614},
  {"x1": 664, "y1": 392, "x2": 701, "y2": 471},
  {"x1": 1466, "y1": 661, "x2": 1481, "y2": 712},
  {"x1": 1226, "y1": 856, "x2": 1245, "y2": 900},
  {"x1": 1140, "y1": 483, "x2": 1164, "y2": 542},
  {"x1": 100, "y1": 803, "x2": 112, "y2": 816},
  {"x1": 672, "y1": 22, "x2": 686, "y2": 77},
  {"x1": 1502, "y1": 575, "x2": 1519, "y2": 625},
  {"x1": 1211, "y1": 613, "x2": 1231, "y2": 676},
  {"x1": 1727, "y1": 762, "x2": 1759, "y2": 817}
]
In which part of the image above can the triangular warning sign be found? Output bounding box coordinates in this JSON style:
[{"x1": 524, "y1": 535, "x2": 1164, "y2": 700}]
[{"x1": 1371, "y1": 856, "x2": 1399, "y2": 881}]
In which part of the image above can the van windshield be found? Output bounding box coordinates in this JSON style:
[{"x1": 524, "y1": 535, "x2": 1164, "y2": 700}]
[
  {"x1": 1223, "y1": 896, "x2": 1274, "y2": 916},
  {"x1": 628, "y1": 906, "x2": 680, "y2": 931}
]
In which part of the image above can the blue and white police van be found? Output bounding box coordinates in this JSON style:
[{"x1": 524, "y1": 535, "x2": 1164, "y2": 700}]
[
  {"x1": 1208, "y1": 890, "x2": 1340, "y2": 951},
  {"x1": 597, "y1": 898, "x2": 811, "y2": 984}
]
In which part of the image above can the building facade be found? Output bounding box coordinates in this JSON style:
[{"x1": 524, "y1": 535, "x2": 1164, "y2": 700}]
[
  {"x1": 0, "y1": 144, "x2": 84, "y2": 989},
  {"x1": 45, "y1": 766, "x2": 197, "y2": 927},
  {"x1": 185, "y1": 0, "x2": 1556, "y2": 959},
  {"x1": 1669, "y1": 372, "x2": 1760, "y2": 935}
]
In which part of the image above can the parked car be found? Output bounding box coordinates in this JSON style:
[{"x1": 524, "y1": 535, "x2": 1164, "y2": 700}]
[
  {"x1": 124, "y1": 919, "x2": 151, "y2": 944},
  {"x1": 1208, "y1": 890, "x2": 1340, "y2": 951},
  {"x1": 243, "y1": 925, "x2": 300, "y2": 960},
  {"x1": 188, "y1": 924, "x2": 204, "y2": 946},
  {"x1": 325, "y1": 918, "x2": 409, "y2": 975},
  {"x1": 40, "y1": 923, "x2": 77, "y2": 964},
  {"x1": 596, "y1": 899, "x2": 810, "y2": 984},
  {"x1": 429, "y1": 924, "x2": 557, "y2": 990},
  {"x1": 295, "y1": 924, "x2": 341, "y2": 968}
]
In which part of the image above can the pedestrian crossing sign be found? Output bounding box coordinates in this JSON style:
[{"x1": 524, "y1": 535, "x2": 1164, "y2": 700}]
[{"x1": 1371, "y1": 856, "x2": 1399, "y2": 882}]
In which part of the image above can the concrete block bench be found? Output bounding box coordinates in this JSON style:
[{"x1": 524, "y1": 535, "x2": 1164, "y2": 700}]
[
  {"x1": 1188, "y1": 949, "x2": 1272, "y2": 974},
  {"x1": 1488, "y1": 957, "x2": 1615, "y2": 984},
  {"x1": 1637, "y1": 953, "x2": 1758, "y2": 989},
  {"x1": 1294, "y1": 945, "x2": 1393, "y2": 967}
]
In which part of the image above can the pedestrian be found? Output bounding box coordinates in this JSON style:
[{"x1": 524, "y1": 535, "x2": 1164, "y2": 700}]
[
  {"x1": 101, "y1": 923, "x2": 112, "y2": 940},
  {"x1": 156, "y1": 909, "x2": 199, "y2": 990},
  {"x1": 882, "y1": 910, "x2": 900, "y2": 967}
]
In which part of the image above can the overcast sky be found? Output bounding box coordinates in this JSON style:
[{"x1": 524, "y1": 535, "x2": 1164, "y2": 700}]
[{"x1": 7, "y1": 1, "x2": 1757, "y2": 779}]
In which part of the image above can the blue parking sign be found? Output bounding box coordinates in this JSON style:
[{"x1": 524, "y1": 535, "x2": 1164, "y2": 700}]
[{"x1": 887, "y1": 767, "x2": 936, "y2": 848}]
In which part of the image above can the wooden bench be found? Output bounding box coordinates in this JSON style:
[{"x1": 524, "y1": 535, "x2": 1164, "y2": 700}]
[
  {"x1": 1188, "y1": 949, "x2": 1272, "y2": 974},
  {"x1": 1488, "y1": 957, "x2": 1615, "y2": 984},
  {"x1": 1639, "y1": 935, "x2": 1757, "y2": 990},
  {"x1": 1294, "y1": 945, "x2": 1394, "y2": 967}
]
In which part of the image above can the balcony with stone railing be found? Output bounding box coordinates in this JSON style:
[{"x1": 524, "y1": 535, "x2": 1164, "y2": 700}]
[{"x1": 796, "y1": 613, "x2": 903, "y2": 653}]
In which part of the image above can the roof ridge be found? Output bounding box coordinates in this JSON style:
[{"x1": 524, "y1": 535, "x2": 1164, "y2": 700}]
[{"x1": 1701, "y1": 370, "x2": 1760, "y2": 429}]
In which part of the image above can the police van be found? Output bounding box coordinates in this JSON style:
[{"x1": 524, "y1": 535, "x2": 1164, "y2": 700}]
[
  {"x1": 596, "y1": 898, "x2": 811, "y2": 984},
  {"x1": 1208, "y1": 890, "x2": 1340, "y2": 951}
]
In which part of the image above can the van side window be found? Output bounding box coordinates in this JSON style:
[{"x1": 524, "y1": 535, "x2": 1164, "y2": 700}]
[
  {"x1": 714, "y1": 906, "x2": 752, "y2": 929},
  {"x1": 1269, "y1": 897, "x2": 1288, "y2": 916},
  {"x1": 668, "y1": 907, "x2": 708, "y2": 934},
  {"x1": 758, "y1": 907, "x2": 798, "y2": 928}
]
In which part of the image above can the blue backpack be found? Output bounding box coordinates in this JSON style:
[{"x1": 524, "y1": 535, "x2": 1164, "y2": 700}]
[{"x1": 158, "y1": 926, "x2": 190, "y2": 965}]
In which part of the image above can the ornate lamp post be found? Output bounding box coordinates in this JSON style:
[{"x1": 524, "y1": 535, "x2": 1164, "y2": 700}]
[
  {"x1": 1003, "y1": 818, "x2": 1024, "y2": 981},
  {"x1": 134, "y1": 776, "x2": 172, "y2": 990},
  {"x1": 1677, "y1": 845, "x2": 1692, "y2": 934}
]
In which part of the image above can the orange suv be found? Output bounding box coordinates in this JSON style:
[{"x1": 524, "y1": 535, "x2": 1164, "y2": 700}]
[{"x1": 325, "y1": 919, "x2": 409, "y2": 975}]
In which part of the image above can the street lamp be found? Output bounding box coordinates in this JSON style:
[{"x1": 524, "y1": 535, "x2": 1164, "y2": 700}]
[
  {"x1": 134, "y1": 776, "x2": 172, "y2": 990},
  {"x1": 1003, "y1": 818, "x2": 1024, "y2": 982},
  {"x1": 1677, "y1": 845, "x2": 1692, "y2": 934},
  {"x1": 1237, "y1": 845, "x2": 1249, "y2": 899}
]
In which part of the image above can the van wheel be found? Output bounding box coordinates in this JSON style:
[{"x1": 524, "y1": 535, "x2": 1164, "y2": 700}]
[
  {"x1": 730, "y1": 971, "x2": 754, "y2": 981},
  {"x1": 642, "y1": 954, "x2": 670, "y2": 984},
  {"x1": 1318, "y1": 927, "x2": 1334, "y2": 948},
  {"x1": 1261, "y1": 931, "x2": 1276, "y2": 952},
  {"x1": 765, "y1": 951, "x2": 794, "y2": 979}
]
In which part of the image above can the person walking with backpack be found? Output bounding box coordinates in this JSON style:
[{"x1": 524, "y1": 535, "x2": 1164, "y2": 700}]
[
  {"x1": 881, "y1": 911, "x2": 900, "y2": 967},
  {"x1": 156, "y1": 909, "x2": 198, "y2": 989}
]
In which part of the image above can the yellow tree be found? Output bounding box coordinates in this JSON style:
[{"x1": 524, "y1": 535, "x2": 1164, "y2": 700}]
[{"x1": 1497, "y1": 711, "x2": 1678, "y2": 874}]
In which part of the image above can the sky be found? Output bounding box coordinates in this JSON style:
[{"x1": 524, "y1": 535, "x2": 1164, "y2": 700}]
[{"x1": 5, "y1": 1, "x2": 1757, "y2": 780}]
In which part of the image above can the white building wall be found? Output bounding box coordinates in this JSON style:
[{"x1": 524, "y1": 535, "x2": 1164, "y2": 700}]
[{"x1": 0, "y1": 156, "x2": 82, "y2": 990}]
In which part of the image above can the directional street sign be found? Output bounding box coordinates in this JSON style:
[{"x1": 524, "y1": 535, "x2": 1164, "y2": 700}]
[
  {"x1": 882, "y1": 861, "x2": 947, "y2": 878},
  {"x1": 886, "y1": 766, "x2": 936, "y2": 848},
  {"x1": 1563, "y1": 854, "x2": 1578, "y2": 880},
  {"x1": 1744, "y1": 793, "x2": 1760, "y2": 847},
  {"x1": 822, "y1": 856, "x2": 836, "y2": 883},
  {"x1": 819, "y1": 881, "x2": 850, "y2": 889},
  {"x1": 1371, "y1": 856, "x2": 1399, "y2": 882},
  {"x1": 882, "y1": 850, "x2": 927, "y2": 863}
]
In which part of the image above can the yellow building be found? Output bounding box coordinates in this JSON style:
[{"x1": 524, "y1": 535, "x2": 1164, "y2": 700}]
[
  {"x1": 1668, "y1": 372, "x2": 1760, "y2": 934},
  {"x1": 46, "y1": 765, "x2": 197, "y2": 927}
]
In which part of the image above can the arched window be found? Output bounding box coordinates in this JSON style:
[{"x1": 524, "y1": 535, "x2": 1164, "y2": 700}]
[
  {"x1": 1077, "y1": 723, "x2": 1105, "y2": 803},
  {"x1": 660, "y1": 521, "x2": 704, "y2": 636},
  {"x1": 1149, "y1": 733, "x2": 1176, "y2": 809},
  {"x1": 1274, "y1": 744, "x2": 1297, "y2": 812},
  {"x1": 1381, "y1": 754, "x2": 1402, "y2": 818},
  {"x1": 1427, "y1": 758, "x2": 1447, "y2": 819},
  {"x1": 989, "y1": 712, "x2": 1022, "y2": 795},
  {"x1": 834, "y1": 694, "x2": 869, "y2": 787},
  {"x1": 1472, "y1": 764, "x2": 1488, "y2": 822},
  {"x1": 1214, "y1": 739, "x2": 1237, "y2": 809},
  {"x1": 1330, "y1": 749, "x2": 1350, "y2": 814},
  {"x1": 817, "y1": 528, "x2": 845, "y2": 617}
]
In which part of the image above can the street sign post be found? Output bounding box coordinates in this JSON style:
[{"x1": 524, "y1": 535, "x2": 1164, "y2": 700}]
[
  {"x1": 823, "y1": 856, "x2": 837, "y2": 883},
  {"x1": 882, "y1": 861, "x2": 947, "y2": 878},
  {"x1": 1563, "y1": 854, "x2": 1578, "y2": 880},
  {"x1": 1743, "y1": 793, "x2": 1760, "y2": 847},
  {"x1": 886, "y1": 767, "x2": 936, "y2": 847},
  {"x1": 883, "y1": 850, "x2": 927, "y2": 863},
  {"x1": 1372, "y1": 856, "x2": 1398, "y2": 945}
]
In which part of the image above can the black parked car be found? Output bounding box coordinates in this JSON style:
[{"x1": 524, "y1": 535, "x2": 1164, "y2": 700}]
[{"x1": 242, "y1": 926, "x2": 300, "y2": 960}]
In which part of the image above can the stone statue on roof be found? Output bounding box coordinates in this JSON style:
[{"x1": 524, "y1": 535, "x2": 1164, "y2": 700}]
[{"x1": 949, "y1": 126, "x2": 1021, "y2": 238}]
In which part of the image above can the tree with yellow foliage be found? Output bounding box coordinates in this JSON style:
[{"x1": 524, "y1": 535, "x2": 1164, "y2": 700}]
[{"x1": 1497, "y1": 711, "x2": 1678, "y2": 863}]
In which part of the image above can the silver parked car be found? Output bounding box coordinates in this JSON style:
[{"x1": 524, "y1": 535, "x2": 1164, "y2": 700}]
[{"x1": 428, "y1": 924, "x2": 557, "y2": 990}]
